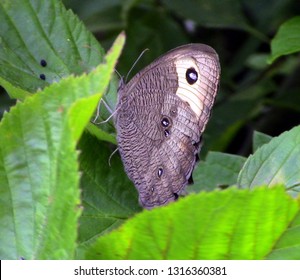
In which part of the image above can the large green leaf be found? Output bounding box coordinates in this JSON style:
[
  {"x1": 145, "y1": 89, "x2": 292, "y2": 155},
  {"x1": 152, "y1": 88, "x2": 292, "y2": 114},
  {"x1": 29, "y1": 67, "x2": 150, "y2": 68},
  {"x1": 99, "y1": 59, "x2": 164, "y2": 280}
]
[
  {"x1": 84, "y1": 186, "x2": 299, "y2": 259},
  {"x1": 0, "y1": 0, "x2": 118, "y2": 142},
  {"x1": 238, "y1": 125, "x2": 300, "y2": 197},
  {"x1": 268, "y1": 16, "x2": 300, "y2": 63},
  {"x1": 0, "y1": 32, "x2": 125, "y2": 259},
  {"x1": 187, "y1": 152, "x2": 246, "y2": 193},
  {"x1": 77, "y1": 132, "x2": 141, "y2": 249},
  {"x1": 0, "y1": 0, "x2": 104, "y2": 96}
]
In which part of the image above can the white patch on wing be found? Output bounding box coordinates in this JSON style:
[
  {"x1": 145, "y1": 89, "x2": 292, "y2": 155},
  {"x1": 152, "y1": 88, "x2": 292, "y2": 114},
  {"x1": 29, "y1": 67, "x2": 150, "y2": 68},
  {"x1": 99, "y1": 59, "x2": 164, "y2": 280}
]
[{"x1": 175, "y1": 57, "x2": 206, "y2": 119}]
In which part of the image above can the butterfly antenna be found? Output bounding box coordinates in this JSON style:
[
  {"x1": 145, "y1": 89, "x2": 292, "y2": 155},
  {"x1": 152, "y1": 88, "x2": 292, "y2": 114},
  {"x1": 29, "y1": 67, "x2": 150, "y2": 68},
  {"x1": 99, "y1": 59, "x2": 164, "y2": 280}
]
[
  {"x1": 114, "y1": 68, "x2": 122, "y2": 79},
  {"x1": 114, "y1": 68, "x2": 126, "y2": 90},
  {"x1": 93, "y1": 99, "x2": 120, "y2": 124},
  {"x1": 125, "y1": 48, "x2": 149, "y2": 83},
  {"x1": 108, "y1": 147, "x2": 119, "y2": 167},
  {"x1": 93, "y1": 99, "x2": 102, "y2": 123},
  {"x1": 94, "y1": 107, "x2": 120, "y2": 124}
]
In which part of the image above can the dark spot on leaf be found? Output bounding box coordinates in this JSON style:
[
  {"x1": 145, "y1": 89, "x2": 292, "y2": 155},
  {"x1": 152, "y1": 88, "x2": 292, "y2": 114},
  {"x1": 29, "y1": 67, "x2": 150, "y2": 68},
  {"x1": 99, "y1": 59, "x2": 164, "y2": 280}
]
[
  {"x1": 40, "y1": 59, "x2": 47, "y2": 67},
  {"x1": 39, "y1": 74, "x2": 46, "y2": 80}
]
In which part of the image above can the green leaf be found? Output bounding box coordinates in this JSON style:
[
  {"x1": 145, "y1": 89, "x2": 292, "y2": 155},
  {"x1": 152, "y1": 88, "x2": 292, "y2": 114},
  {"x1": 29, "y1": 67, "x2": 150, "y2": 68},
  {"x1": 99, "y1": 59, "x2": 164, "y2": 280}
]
[
  {"x1": 242, "y1": 0, "x2": 293, "y2": 34},
  {"x1": 77, "y1": 132, "x2": 141, "y2": 249},
  {"x1": 161, "y1": 0, "x2": 249, "y2": 30},
  {"x1": 268, "y1": 16, "x2": 300, "y2": 63},
  {"x1": 84, "y1": 186, "x2": 299, "y2": 260},
  {"x1": 246, "y1": 53, "x2": 269, "y2": 70},
  {"x1": 252, "y1": 131, "x2": 272, "y2": 152},
  {"x1": 0, "y1": 0, "x2": 104, "y2": 96},
  {"x1": 266, "y1": 210, "x2": 300, "y2": 259},
  {"x1": 187, "y1": 152, "x2": 246, "y2": 193},
  {"x1": 85, "y1": 123, "x2": 117, "y2": 145},
  {"x1": 238, "y1": 125, "x2": 300, "y2": 197},
  {"x1": 63, "y1": 0, "x2": 125, "y2": 33},
  {"x1": 87, "y1": 74, "x2": 120, "y2": 143},
  {"x1": 0, "y1": 32, "x2": 125, "y2": 259}
]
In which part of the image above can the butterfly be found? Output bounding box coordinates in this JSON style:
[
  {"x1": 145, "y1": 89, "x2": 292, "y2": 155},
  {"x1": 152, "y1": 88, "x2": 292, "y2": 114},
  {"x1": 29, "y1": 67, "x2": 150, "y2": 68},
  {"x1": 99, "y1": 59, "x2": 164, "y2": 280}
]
[{"x1": 115, "y1": 44, "x2": 220, "y2": 208}]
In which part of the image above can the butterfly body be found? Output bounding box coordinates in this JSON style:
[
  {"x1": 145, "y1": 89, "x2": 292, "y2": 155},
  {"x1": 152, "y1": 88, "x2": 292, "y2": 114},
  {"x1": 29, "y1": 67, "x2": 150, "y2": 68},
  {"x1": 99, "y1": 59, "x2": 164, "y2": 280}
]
[{"x1": 115, "y1": 44, "x2": 220, "y2": 208}]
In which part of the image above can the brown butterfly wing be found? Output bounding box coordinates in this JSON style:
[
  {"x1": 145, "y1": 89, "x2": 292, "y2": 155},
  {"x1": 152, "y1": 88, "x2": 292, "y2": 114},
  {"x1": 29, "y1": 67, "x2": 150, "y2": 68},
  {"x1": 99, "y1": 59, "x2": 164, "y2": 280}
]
[{"x1": 115, "y1": 44, "x2": 220, "y2": 208}]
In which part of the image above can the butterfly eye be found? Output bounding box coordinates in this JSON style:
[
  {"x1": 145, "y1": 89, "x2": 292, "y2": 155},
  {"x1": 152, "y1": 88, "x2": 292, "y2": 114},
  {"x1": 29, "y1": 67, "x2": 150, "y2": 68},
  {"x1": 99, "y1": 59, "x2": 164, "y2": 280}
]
[{"x1": 186, "y1": 67, "x2": 198, "y2": 85}]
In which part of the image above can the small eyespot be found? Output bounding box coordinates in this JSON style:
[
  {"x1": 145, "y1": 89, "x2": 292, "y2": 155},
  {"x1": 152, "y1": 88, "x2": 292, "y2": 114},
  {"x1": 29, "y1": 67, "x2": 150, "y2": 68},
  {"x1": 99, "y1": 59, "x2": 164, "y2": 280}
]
[
  {"x1": 170, "y1": 106, "x2": 177, "y2": 117},
  {"x1": 173, "y1": 193, "x2": 179, "y2": 200},
  {"x1": 158, "y1": 168, "x2": 163, "y2": 178},
  {"x1": 161, "y1": 117, "x2": 170, "y2": 127},
  {"x1": 164, "y1": 129, "x2": 170, "y2": 137},
  {"x1": 186, "y1": 67, "x2": 198, "y2": 85},
  {"x1": 40, "y1": 59, "x2": 47, "y2": 67},
  {"x1": 39, "y1": 74, "x2": 46, "y2": 80}
]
